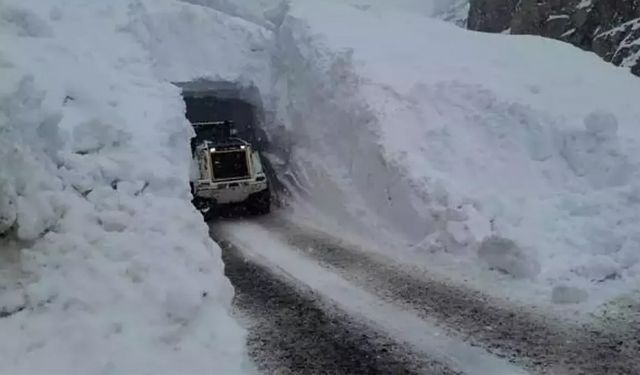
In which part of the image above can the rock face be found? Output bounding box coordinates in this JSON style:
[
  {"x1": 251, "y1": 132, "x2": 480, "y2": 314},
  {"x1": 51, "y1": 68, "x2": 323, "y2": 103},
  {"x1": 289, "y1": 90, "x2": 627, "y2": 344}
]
[
  {"x1": 436, "y1": 0, "x2": 473, "y2": 27},
  {"x1": 467, "y1": 0, "x2": 518, "y2": 32},
  {"x1": 468, "y1": 0, "x2": 640, "y2": 77}
]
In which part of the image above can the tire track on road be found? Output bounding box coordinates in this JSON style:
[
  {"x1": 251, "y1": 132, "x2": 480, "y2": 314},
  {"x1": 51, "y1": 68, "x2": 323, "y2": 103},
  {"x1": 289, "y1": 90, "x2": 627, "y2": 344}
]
[
  {"x1": 214, "y1": 228, "x2": 459, "y2": 375},
  {"x1": 259, "y1": 217, "x2": 640, "y2": 375}
]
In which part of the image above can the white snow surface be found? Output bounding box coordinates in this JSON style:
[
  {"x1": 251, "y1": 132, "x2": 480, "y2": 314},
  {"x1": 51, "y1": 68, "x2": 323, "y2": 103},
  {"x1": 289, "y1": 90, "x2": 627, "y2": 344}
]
[
  {"x1": 268, "y1": 0, "x2": 640, "y2": 312},
  {"x1": 2, "y1": 0, "x2": 640, "y2": 370},
  {"x1": 0, "y1": 0, "x2": 253, "y2": 373}
]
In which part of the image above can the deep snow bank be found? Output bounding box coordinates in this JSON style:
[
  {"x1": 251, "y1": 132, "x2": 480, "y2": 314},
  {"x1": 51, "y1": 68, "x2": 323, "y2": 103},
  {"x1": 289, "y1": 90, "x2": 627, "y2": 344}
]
[
  {"x1": 0, "y1": 0, "x2": 247, "y2": 372},
  {"x1": 272, "y1": 0, "x2": 640, "y2": 311},
  {"x1": 126, "y1": 0, "x2": 272, "y2": 87}
]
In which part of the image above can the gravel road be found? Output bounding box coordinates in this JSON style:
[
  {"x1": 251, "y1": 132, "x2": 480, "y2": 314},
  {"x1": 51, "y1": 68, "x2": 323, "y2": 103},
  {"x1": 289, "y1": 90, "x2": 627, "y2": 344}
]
[
  {"x1": 215, "y1": 233, "x2": 458, "y2": 375},
  {"x1": 212, "y1": 218, "x2": 640, "y2": 375}
]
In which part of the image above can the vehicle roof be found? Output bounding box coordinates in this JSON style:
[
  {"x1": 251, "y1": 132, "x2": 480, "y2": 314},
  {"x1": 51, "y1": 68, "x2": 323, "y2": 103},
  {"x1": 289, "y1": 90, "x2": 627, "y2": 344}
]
[
  {"x1": 192, "y1": 120, "x2": 234, "y2": 127},
  {"x1": 205, "y1": 137, "x2": 250, "y2": 148}
]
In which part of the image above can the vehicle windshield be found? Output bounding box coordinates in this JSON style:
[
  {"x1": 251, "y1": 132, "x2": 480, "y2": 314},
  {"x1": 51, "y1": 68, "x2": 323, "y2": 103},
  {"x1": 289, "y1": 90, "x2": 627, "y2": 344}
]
[{"x1": 211, "y1": 150, "x2": 249, "y2": 180}]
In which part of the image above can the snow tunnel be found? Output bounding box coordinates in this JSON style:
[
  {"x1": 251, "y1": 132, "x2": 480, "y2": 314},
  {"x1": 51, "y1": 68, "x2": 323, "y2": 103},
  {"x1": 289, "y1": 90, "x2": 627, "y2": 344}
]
[{"x1": 173, "y1": 79, "x2": 288, "y2": 206}]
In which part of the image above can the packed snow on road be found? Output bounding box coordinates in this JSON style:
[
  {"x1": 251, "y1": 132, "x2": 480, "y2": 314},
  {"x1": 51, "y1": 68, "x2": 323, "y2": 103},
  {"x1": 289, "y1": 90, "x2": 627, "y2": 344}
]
[{"x1": 1, "y1": 0, "x2": 639, "y2": 372}]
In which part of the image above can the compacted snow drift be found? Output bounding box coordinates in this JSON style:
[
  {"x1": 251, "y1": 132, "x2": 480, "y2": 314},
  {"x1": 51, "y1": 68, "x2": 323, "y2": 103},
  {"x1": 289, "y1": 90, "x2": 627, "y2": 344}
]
[
  {"x1": 0, "y1": 1, "x2": 251, "y2": 373},
  {"x1": 264, "y1": 0, "x2": 640, "y2": 312}
]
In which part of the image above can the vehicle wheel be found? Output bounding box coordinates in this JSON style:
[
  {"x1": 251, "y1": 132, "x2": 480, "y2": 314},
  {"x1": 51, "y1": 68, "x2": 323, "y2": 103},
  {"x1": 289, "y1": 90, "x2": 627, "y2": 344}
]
[
  {"x1": 192, "y1": 197, "x2": 217, "y2": 221},
  {"x1": 247, "y1": 189, "x2": 270, "y2": 216},
  {"x1": 201, "y1": 205, "x2": 218, "y2": 221}
]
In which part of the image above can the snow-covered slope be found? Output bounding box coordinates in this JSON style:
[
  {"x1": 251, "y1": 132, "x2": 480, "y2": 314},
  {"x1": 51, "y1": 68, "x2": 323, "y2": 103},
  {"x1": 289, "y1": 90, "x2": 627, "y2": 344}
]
[
  {"x1": 270, "y1": 0, "x2": 640, "y2": 311},
  {"x1": 0, "y1": 1, "x2": 250, "y2": 373}
]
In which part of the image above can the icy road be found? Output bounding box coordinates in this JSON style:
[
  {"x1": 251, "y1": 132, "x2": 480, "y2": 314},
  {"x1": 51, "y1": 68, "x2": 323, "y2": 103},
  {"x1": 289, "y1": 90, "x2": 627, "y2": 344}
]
[{"x1": 211, "y1": 217, "x2": 639, "y2": 375}]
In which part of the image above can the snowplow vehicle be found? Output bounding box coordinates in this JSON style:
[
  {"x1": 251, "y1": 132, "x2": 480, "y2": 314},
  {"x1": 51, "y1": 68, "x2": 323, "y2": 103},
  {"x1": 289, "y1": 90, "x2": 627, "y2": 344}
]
[{"x1": 190, "y1": 120, "x2": 270, "y2": 218}]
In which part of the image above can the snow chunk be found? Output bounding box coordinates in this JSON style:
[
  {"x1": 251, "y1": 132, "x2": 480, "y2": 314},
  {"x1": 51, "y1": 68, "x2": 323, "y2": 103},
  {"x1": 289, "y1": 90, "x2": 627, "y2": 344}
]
[
  {"x1": 71, "y1": 118, "x2": 130, "y2": 155},
  {"x1": 560, "y1": 111, "x2": 633, "y2": 188},
  {"x1": 15, "y1": 193, "x2": 61, "y2": 241},
  {"x1": 477, "y1": 236, "x2": 541, "y2": 279},
  {"x1": 0, "y1": 75, "x2": 64, "y2": 240},
  {"x1": 584, "y1": 110, "x2": 618, "y2": 138},
  {"x1": 576, "y1": 0, "x2": 593, "y2": 10},
  {"x1": 180, "y1": 0, "x2": 278, "y2": 29},
  {"x1": 551, "y1": 285, "x2": 588, "y2": 304},
  {"x1": 573, "y1": 255, "x2": 621, "y2": 282}
]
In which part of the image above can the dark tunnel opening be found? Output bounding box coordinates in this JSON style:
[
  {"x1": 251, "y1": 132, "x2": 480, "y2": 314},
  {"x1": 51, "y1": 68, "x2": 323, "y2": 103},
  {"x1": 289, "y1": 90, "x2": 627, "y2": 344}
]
[
  {"x1": 173, "y1": 79, "x2": 289, "y2": 207},
  {"x1": 183, "y1": 96, "x2": 259, "y2": 144}
]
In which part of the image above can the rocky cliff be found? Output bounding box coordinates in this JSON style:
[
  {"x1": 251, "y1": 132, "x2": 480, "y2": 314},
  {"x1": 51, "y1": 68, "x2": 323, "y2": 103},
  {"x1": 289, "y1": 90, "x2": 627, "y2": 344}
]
[{"x1": 467, "y1": 0, "x2": 640, "y2": 76}]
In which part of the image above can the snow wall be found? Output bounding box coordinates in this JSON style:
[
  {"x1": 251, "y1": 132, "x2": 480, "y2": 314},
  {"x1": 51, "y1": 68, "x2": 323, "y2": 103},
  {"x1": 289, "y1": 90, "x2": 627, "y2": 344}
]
[
  {"x1": 266, "y1": 1, "x2": 640, "y2": 311},
  {"x1": 0, "y1": 1, "x2": 253, "y2": 373}
]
